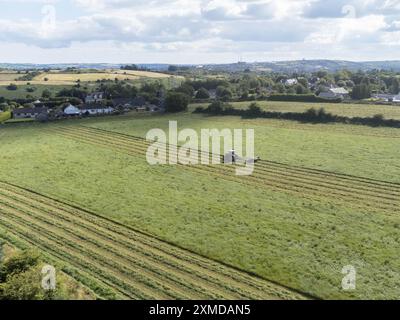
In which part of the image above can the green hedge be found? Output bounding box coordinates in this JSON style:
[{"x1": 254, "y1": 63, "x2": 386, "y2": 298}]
[{"x1": 268, "y1": 94, "x2": 342, "y2": 103}]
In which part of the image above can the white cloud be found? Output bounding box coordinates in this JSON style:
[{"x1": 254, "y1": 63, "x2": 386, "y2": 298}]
[{"x1": 0, "y1": 0, "x2": 398, "y2": 62}]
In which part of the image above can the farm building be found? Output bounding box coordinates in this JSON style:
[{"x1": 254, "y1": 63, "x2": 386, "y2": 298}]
[
  {"x1": 63, "y1": 104, "x2": 81, "y2": 116},
  {"x1": 319, "y1": 87, "x2": 349, "y2": 100},
  {"x1": 13, "y1": 107, "x2": 48, "y2": 119},
  {"x1": 372, "y1": 93, "x2": 400, "y2": 102},
  {"x1": 85, "y1": 92, "x2": 104, "y2": 104},
  {"x1": 80, "y1": 104, "x2": 114, "y2": 116},
  {"x1": 112, "y1": 97, "x2": 147, "y2": 109}
]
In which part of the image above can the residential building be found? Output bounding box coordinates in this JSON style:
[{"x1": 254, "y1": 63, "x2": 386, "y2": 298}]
[
  {"x1": 319, "y1": 87, "x2": 349, "y2": 100},
  {"x1": 85, "y1": 92, "x2": 104, "y2": 104},
  {"x1": 63, "y1": 104, "x2": 81, "y2": 116},
  {"x1": 13, "y1": 107, "x2": 48, "y2": 119},
  {"x1": 80, "y1": 103, "x2": 114, "y2": 115}
]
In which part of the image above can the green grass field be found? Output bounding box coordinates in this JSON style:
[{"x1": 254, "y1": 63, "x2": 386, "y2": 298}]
[
  {"x1": 0, "y1": 84, "x2": 75, "y2": 100},
  {"x1": 191, "y1": 101, "x2": 400, "y2": 120},
  {"x1": 0, "y1": 111, "x2": 11, "y2": 123},
  {"x1": 0, "y1": 110, "x2": 399, "y2": 299}
]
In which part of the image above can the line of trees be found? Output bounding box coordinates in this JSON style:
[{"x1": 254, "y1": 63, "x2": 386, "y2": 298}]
[{"x1": 195, "y1": 101, "x2": 400, "y2": 128}]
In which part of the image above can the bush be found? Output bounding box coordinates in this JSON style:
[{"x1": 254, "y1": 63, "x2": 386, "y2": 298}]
[
  {"x1": 268, "y1": 94, "x2": 341, "y2": 103},
  {"x1": 42, "y1": 89, "x2": 52, "y2": 99},
  {"x1": 245, "y1": 103, "x2": 262, "y2": 117},
  {"x1": 6, "y1": 84, "x2": 18, "y2": 91},
  {"x1": 2, "y1": 250, "x2": 40, "y2": 277},
  {"x1": 195, "y1": 88, "x2": 210, "y2": 99},
  {"x1": 205, "y1": 101, "x2": 229, "y2": 114},
  {"x1": 193, "y1": 106, "x2": 205, "y2": 113},
  {"x1": 165, "y1": 92, "x2": 190, "y2": 113}
]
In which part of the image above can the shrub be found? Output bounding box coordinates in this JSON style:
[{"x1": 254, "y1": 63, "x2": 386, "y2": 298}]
[
  {"x1": 268, "y1": 94, "x2": 341, "y2": 103},
  {"x1": 6, "y1": 84, "x2": 18, "y2": 91},
  {"x1": 165, "y1": 92, "x2": 190, "y2": 113},
  {"x1": 206, "y1": 101, "x2": 228, "y2": 114},
  {"x1": 245, "y1": 103, "x2": 262, "y2": 117},
  {"x1": 26, "y1": 87, "x2": 36, "y2": 93},
  {"x1": 195, "y1": 88, "x2": 210, "y2": 99},
  {"x1": 2, "y1": 250, "x2": 40, "y2": 277}
]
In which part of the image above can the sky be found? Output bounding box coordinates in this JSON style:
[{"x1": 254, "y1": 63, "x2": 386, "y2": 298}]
[{"x1": 0, "y1": 0, "x2": 400, "y2": 64}]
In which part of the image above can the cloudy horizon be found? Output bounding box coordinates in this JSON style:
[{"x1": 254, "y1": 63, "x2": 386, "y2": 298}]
[{"x1": 0, "y1": 0, "x2": 400, "y2": 64}]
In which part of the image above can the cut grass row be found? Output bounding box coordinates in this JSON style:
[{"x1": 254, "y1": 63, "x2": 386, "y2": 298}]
[
  {"x1": 87, "y1": 126, "x2": 400, "y2": 190},
  {"x1": 0, "y1": 228, "x2": 120, "y2": 300},
  {"x1": 0, "y1": 181, "x2": 305, "y2": 300},
  {"x1": 52, "y1": 125, "x2": 399, "y2": 212},
  {"x1": 48, "y1": 125, "x2": 400, "y2": 214}
]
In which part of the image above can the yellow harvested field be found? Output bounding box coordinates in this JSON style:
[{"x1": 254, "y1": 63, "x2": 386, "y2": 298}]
[
  {"x1": 110, "y1": 69, "x2": 178, "y2": 79},
  {"x1": 30, "y1": 70, "x2": 177, "y2": 83},
  {"x1": 0, "y1": 73, "x2": 19, "y2": 81},
  {"x1": 33, "y1": 72, "x2": 140, "y2": 82},
  {"x1": 0, "y1": 80, "x2": 76, "y2": 86}
]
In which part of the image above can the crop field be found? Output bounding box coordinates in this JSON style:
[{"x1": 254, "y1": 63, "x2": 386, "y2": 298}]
[
  {"x1": 108, "y1": 69, "x2": 179, "y2": 79},
  {"x1": 84, "y1": 112, "x2": 400, "y2": 183},
  {"x1": 0, "y1": 181, "x2": 303, "y2": 300},
  {"x1": 191, "y1": 101, "x2": 400, "y2": 120},
  {"x1": 0, "y1": 111, "x2": 399, "y2": 299},
  {"x1": 32, "y1": 70, "x2": 175, "y2": 83},
  {"x1": 0, "y1": 73, "x2": 19, "y2": 81},
  {"x1": 49, "y1": 125, "x2": 400, "y2": 214},
  {"x1": 0, "y1": 84, "x2": 74, "y2": 99},
  {"x1": 0, "y1": 70, "x2": 177, "y2": 88}
]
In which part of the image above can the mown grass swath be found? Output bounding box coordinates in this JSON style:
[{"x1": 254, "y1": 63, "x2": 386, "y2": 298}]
[
  {"x1": 0, "y1": 181, "x2": 307, "y2": 300},
  {"x1": 47, "y1": 125, "x2": 400, "y2": 214}
]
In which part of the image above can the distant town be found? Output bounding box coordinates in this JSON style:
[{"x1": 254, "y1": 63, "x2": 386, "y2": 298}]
[{"x1": 1, "y1": 61, "x2": 400, "y2": 124}]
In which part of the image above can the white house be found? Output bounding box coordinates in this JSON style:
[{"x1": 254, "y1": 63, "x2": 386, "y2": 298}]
[
  {"x1": 85, "y1": 92, "x2": 104, "y2": 104},
  {"x1": 319, "y1": 87, "x2": 349, "y2": 100},
  {"x1": 284, "y1": 79, "x2": 298, "y2": 86},
  {"x1": 372, "y1": 93, "x2": 400, "y2": 102},
  {"x1": 63, "y1": 104, "x2": 81, "y2": 116},
  {"x1": 80, "y1": 104, "x2": 114, "y2": 115}
]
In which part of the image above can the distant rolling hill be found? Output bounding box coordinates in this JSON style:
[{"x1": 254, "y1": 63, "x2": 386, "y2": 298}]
[
  {"x1": 2, "y1": 60, "x2": 400, "y2": 73},
  {"x1": 202, "y1": 60, "x2": 400, "y2": 73}
]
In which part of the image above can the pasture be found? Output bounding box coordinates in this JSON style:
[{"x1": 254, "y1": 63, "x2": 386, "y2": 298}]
[
  {"x1": 0, "y1": 110, "x2": 399, "y2": 299},
  {"x1": 0, "y1": 69, "x2": 180, "y2": 94},
  {"x1": 32, "y1": 70, "x2": 176, "y2": 83},
  {"x1": 0, "y1": 73, "x2": 19, "y2": 82},
  {"x1": 0, "y1": 84, "x2": 74, "y2": 99},
  {"x1": 191, "y1": 101, "x2": 400, "y2": 120}
]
